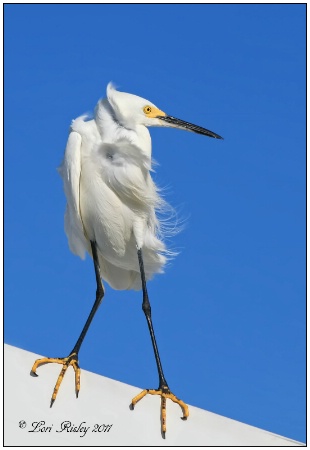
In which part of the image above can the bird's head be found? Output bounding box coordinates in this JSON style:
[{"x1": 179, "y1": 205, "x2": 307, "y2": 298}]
[{"x1": 106, "y1": 83, "x2": 223, "y2": 139}]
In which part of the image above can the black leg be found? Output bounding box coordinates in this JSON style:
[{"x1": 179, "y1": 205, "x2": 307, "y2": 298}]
[
  {"x1": 137, "y1": 248, "x2": 168, "y2": 390},
  {"x1": 31, "y1": 240, "x2": 104, "y2": 406},
  {"x1": 70, "y1": 241, "x2": 104, "y2": 355}
]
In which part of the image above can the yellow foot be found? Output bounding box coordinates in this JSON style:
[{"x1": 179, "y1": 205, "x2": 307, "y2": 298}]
[
  {"x1": 30, "y1": 352, "x2": 80, "y2": 407},
  {"x1": 131, "y1": 385, "x2": 189, "y2": 438}
]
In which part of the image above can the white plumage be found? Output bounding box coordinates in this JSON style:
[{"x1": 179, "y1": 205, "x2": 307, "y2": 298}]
[{"x1": 59, "y1": 83, "x2": 170, "y2": 290}]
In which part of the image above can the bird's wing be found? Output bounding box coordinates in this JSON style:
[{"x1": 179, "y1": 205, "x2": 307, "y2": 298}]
[{"x1": 58, "y1": 131, "x2": 89, "y2": 259}]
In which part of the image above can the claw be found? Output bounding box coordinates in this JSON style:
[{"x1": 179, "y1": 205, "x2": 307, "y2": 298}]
[
  {"x1": 131, "y1": 389, "x2": 148, "y2": 406},
  {"x1": 131, "y1": 387, "x2": 189, "y2": 437},
  {"x1": 161, "y1": 394, "x2": 167, "y2": 437},
  {"x1": 31, "y1": 353, "x2": 80, "y2": 406}
]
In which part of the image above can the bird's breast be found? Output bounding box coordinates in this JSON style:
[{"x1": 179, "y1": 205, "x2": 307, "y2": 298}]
[{"x1": 79, "y1": 137, "x2": 160, "y2": 264}]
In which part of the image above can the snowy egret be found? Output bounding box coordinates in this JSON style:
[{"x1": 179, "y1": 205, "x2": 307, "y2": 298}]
[{"x1": 31, "y1": 83, "x2": 223, "y2": 437}]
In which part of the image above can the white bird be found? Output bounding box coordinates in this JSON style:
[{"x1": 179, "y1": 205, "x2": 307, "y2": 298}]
[{"x1": 31, "y1": 83, "x2": 223, "y2": 437}]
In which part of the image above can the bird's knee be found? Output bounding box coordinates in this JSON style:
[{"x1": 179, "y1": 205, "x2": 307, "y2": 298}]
[
  {"x1": 142, "y1": 298, "x2": 151, "y2": 317},
  {"x1": 96, "y1": 284, "x2": 105, "y2": 301}
]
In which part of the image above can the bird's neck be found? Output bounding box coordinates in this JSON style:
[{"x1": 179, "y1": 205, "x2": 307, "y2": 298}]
[{"x1": 95, "y1": 99, "x2": 152, "y2": 160}]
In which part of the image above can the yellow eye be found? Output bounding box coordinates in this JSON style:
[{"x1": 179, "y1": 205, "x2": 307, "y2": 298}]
[{"x1": 144, "y1": 106, "x2": 152, "y2": 115}]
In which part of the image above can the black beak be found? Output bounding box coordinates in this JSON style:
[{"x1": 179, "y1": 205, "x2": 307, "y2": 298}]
[{"x1": 157, "y1": 115, "x2": 223, "y2": 139}]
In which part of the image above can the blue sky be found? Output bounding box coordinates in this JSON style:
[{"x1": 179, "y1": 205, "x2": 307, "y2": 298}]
[{"x1": 5, "y1": 4, "x2": 305, "y2": 443}]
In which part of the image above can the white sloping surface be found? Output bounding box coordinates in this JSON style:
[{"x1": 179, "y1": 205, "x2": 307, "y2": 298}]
[{"x1": 4, "y1": 344, "x2": 303, "y2": 446}]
